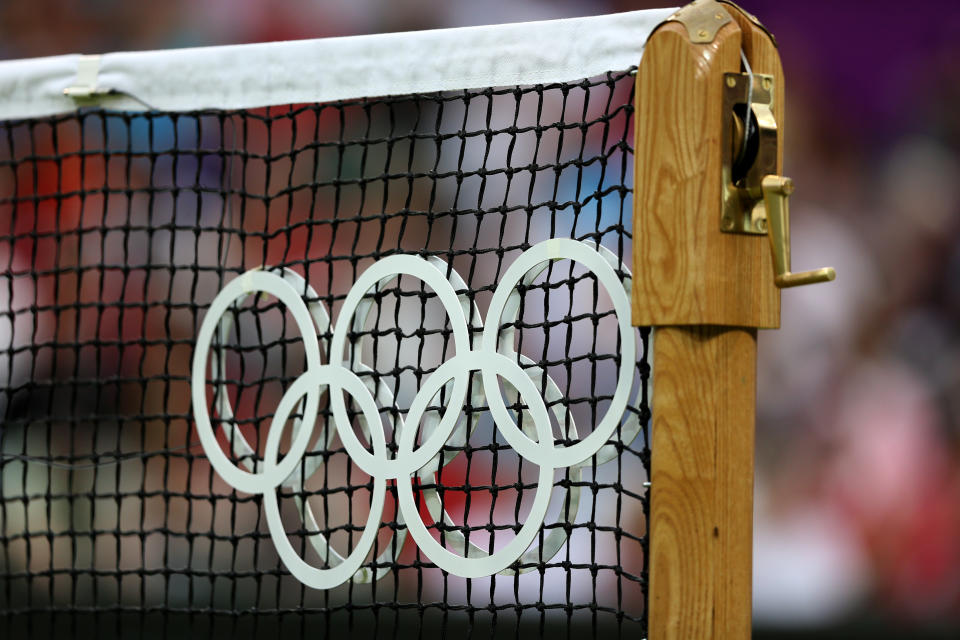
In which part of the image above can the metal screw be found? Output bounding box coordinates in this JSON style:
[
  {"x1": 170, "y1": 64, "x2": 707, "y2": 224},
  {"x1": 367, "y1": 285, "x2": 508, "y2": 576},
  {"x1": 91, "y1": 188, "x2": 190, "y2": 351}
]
[
  {"x1": 725, "y1": 76, "x2": 737, "y2": 88},
  {"x1": 763, "y1": 76, "x2": 773, "y2": 91},
  {"x1": 756, "y1": 218, "x2": 767, "y2": 232},
  {"x1": 697, "y1": 28, "x2": 708, "y2": 39},
  {"x1": 715, "y1": 13, "x2": 724, "y2": 20}
]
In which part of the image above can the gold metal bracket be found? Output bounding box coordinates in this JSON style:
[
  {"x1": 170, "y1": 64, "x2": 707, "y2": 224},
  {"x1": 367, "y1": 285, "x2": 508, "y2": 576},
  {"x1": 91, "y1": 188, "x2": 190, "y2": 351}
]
[
  {"x1": 666, "y1": 0, "x2": 732, "y2": 44},
  {"x1": 721, "y1": 72, "x2": 776, "y2": 235},
  {"x1": 761, "y1": 176, "x2": 836, "y2": 287},
  {"x1": 721, "y1": 72, "x2": 835, "y2": 288}
]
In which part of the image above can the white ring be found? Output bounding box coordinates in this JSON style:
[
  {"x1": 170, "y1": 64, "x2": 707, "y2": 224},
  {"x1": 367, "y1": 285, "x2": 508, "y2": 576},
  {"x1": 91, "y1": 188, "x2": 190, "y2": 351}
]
[
  {"x1": 261, "y1": 365, "x2": 388, "y2": 589},
  {"x1": 419, "y1": 354, "x2": 582, "y2": 574},
  {"x1": 395, "y1": 350, "x2": 554, "y2": 578},
  {"x1": 329, "y1": 254, "x2": 471, "y2": 480},
  {"x1": 294, "y1": 362, "x2": 409, "y2": 584},
  {"x1": 480, "y1": 238, "x2": 635, "y2": 469},
  {"x1": 191, "y1": 270, "x2": 322, "y2": 495},
  {"x1": 207, "y1": 267, "x2": 331, "y2": 478}
]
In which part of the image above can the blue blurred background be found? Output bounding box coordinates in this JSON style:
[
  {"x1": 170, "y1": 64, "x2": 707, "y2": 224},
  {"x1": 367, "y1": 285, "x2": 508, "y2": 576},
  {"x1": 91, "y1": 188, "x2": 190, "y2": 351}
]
[{"x1": 1, "y1": 0, "x2": 958, "y2": 636}]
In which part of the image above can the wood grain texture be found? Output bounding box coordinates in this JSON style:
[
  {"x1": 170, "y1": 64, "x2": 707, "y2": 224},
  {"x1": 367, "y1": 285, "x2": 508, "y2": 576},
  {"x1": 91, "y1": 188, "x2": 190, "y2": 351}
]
[
  {"x1": 631, "y1": 14, "x2": 781, "y2": 328},
  {"x1": 649, "y1": 326, "x2": 756, "y2": 640}
]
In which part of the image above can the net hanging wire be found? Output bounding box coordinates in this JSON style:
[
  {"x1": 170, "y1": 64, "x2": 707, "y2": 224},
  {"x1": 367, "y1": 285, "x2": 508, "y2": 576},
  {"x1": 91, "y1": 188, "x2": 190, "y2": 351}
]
[{"x1": 0, "y1": 8, "x2": 671, "y2": 638}]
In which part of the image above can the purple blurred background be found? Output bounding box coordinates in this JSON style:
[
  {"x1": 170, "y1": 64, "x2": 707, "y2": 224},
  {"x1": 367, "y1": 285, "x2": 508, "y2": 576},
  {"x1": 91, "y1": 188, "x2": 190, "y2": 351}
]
[{"x1": 1, "y1": 0, "x2": 958, "y2": 634}]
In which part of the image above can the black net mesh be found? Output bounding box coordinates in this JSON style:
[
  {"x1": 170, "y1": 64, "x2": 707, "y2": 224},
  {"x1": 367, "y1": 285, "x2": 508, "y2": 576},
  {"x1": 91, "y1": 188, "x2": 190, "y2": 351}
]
[{"x1": 0, "y1": 69, "x2": 651, "y2": 638}]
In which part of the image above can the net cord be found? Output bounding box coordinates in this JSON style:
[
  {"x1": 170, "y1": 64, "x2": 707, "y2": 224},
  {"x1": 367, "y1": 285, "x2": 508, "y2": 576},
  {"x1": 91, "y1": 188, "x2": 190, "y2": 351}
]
[{"x1": 0, "y1": 8, "x2": 676, "y2": 120}]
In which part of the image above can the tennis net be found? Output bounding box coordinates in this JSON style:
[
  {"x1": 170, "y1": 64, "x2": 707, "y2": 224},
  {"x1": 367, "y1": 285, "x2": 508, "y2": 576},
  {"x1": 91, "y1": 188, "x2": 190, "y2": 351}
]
[{"x1": 0, "y1": 9, "x2": 670, "y2": 638}]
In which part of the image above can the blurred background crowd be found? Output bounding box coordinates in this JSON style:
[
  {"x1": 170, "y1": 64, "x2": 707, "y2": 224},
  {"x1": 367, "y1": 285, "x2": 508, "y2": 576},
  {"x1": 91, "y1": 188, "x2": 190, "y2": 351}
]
[{"x1": 0, "y1": 0, "x2": 958, "y2": 636}]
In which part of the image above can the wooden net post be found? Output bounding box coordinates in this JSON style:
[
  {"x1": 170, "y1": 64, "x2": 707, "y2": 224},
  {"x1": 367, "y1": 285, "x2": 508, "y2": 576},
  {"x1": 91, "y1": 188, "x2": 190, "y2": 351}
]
[{"x1": 632, "y1": 1, "x2": 788, "y2": 637}]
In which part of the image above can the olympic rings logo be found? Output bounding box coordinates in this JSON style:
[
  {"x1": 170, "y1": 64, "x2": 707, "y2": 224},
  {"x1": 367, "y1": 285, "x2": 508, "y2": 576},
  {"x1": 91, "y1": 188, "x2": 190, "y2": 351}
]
[{"x1": 191, "y1": 238, "x2": 642, "y2": 589}]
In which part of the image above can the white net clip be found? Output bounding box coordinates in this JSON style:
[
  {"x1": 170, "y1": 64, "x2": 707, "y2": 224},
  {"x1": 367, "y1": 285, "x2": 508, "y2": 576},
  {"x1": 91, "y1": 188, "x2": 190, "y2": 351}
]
[{"x1": 63, "y1": 55, "x2": 107, "y2": 101}]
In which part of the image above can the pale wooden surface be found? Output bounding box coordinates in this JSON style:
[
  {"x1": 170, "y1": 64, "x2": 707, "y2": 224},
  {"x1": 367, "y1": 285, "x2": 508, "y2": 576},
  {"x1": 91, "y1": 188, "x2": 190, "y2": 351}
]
[
  {"x1": 631, "y1": 17, "x2": 781, "y2": 328},
  {"x1": 633, "y1": 4, "x2": 780, "y2": 637},
  {"x1": 648, "y1": 326, "x2": 756, "y2": 640}
]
